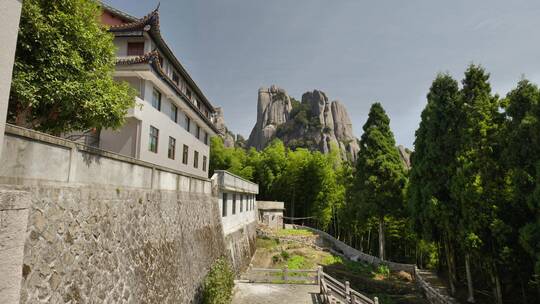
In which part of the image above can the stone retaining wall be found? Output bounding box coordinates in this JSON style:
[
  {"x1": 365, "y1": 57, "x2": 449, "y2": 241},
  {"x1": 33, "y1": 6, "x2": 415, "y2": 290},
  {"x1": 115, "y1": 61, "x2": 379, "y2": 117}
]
[{"x1": 225, "y1": 221, "x2": 257, "y2": 273}]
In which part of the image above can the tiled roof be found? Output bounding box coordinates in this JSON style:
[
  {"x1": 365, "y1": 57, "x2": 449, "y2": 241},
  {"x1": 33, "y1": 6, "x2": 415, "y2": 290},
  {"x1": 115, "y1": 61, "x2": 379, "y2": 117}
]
[
  {"x1": 116, "y1": 52, "x2": 221, "y2": 134},
  {"x1": 101, "y1": 3, "x2": 217, "y2": 115}
]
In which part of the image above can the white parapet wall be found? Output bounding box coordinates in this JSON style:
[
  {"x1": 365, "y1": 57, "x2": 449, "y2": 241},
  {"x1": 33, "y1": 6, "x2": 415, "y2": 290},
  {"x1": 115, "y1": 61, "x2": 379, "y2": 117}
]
[
  {"x1": 0, "y1": 124, "x2": 211, "y2": 193},
  {"x1": 211, "y1": 170, "x2": 259, "y2": 272}
]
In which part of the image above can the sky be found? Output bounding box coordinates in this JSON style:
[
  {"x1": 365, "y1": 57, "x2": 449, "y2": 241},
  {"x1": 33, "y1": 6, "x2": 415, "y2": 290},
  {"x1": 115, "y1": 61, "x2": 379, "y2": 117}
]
[{"x1": 105, "y1": 0, "x2": 540, "y2": 147}]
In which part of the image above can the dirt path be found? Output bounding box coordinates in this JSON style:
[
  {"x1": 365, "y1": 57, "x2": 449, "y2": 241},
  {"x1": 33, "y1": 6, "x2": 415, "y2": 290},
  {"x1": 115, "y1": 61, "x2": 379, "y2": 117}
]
[{"x1": 232, "y1": 283, "x2": 322, "y2": 304}]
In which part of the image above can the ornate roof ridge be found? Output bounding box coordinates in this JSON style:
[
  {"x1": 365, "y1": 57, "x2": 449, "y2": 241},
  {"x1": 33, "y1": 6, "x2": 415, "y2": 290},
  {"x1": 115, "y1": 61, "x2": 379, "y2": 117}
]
[
  {"x1": 116, "y1": 51, "x2": 160, "y2": 65},
  {"x1": 109, "y1": 7, "x2": 160, "y2": 31}
]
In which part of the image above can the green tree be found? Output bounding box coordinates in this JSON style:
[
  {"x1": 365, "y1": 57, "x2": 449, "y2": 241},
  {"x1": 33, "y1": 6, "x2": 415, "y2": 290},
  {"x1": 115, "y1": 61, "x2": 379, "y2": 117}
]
[
  {"x1": 407, "y1": 73, "x2": 462, "y2": 293},
  {"x1": 451, "y1": 65, "x2": 504, "y2": 303},
  {"x1": 504, "y1": 80, "x2": 540, "y2": 301},
  {"x1": 9, "y1": 0, "x2": 135, "y2": 134},
  {"x1": 354, "y1": 102, "x2": 407, "y2": 260}
]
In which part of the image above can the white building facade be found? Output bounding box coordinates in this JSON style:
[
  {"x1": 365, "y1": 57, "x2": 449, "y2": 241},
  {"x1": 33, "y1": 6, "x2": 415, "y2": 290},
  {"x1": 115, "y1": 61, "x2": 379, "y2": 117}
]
[{"x1": 99, "y1": 5, "x2": 219, "y2": 178}]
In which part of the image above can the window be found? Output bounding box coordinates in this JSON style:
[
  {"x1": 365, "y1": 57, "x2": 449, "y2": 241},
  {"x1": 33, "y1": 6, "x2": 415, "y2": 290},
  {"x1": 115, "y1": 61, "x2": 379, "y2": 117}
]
[
  {"x1": 172, "y1": 72, "x2": 180, "y2": 85},
  {"x1": 186, "y1": 116, "x2": 191, "y2": 132},
  {"x1": 222, "y1": 193, "x2": 227, "y2": 217},
  {"x1": 149, "y1": 126, "x2": 159, "y2": 153},
  {"x1": 168, "y1": 137, "x2": 176, "y2": 159},
  {"x1": 204, "y1": 132, "x2": 209, "y2": 145},
  {"x1": 127, "y1": 42, "x2": 144, "y2": 56},
  {"x1": 182, "y1": 145, "x2": 189, "y2": 165},
  {"x1": 205, "y1": 110, "x2": 209, "y2": 118},
  {"x1": 240, "y1": 195, "x2": 243, "y2": 212},
  {"x1": 203, "y1": 156, "x2": 207, "y2": 172},
  {"x1": 194, "y1": 150, "x2": 199, "y2": 169},
  {"x1": 170, "y1": 104, "x2": 178, "y2": 123},
  {"x1": 186, "y1": 88, "x2": 192, "y2": 100},
  {"x1": 196, "y1": 125, "x2": 201, "y2": 139},
  {"x1": 152, "y1": 89, "x2": 161, "y2": 110},
  {"x1": 232, "y1": 194, "x2": 236, "y2": 215}
]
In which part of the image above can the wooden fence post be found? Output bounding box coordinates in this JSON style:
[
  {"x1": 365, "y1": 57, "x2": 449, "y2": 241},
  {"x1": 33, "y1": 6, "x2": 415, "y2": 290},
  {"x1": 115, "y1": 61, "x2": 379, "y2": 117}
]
[
  {"x1": 345, "y1": 281, "x2": 351, "y2": 302},
  {"x1": 317, "y1": 266, "x2": 323, "y2": 285},
  {"x1": 283, "y1": 265, "x2": 289, "y2": 282}
]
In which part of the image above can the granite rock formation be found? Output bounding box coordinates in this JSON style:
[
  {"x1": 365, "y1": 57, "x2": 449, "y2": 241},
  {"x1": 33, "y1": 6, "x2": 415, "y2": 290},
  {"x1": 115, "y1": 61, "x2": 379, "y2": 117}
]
[
  {"x1": 214, "y1": 107, "x2": 236, "y2": 148},
  {"x1": 247, "y1": 86, "x2": 360, "y2": 162}
]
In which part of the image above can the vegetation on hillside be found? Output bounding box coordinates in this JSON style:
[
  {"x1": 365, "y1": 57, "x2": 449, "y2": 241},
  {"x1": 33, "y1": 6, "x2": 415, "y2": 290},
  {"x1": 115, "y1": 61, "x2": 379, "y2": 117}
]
[
  {"x1": 9, "y1": 0, "x2": 135, "y2": 134},
  {"x1": 212, "y1": 64, "x2": 540, "y2": 303}
]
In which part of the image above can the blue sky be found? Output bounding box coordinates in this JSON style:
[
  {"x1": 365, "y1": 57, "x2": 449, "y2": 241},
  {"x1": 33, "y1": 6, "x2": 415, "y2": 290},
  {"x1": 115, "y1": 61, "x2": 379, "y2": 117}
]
[{"x1": 105, "y1": 0, "x2": 540, "y2": 147}]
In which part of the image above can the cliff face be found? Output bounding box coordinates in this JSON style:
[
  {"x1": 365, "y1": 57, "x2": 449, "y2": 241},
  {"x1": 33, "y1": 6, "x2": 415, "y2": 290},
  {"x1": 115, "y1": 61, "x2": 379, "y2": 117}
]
[
  {"x1": 247, "y1": 86, "x2": 360, "y2": 162},
  {"x1": 214, "y1": 107, "x2": 236, "y2": 148}
]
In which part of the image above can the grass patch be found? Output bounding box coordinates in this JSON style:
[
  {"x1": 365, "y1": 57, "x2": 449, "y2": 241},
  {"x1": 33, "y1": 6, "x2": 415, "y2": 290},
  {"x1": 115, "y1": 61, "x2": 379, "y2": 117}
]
[
  {"x1": 275, "y1": 228, "x2": 315, "y2": 237},
  {"x1": 256, "y1": 237, "x2": 279, "y2": 249}
]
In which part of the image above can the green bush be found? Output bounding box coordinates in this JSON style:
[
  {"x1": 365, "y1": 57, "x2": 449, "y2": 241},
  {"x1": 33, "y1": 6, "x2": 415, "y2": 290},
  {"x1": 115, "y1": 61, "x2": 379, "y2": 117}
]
[
  {"x1": 202, "y1": 257, "x2": 235, "y2": 304},
  {"x1": 280, "y1": 250, "x2": 290, "y2": 260},
  {"x1": 375, "y1": 264, "x2": 390, "y2": 278}
]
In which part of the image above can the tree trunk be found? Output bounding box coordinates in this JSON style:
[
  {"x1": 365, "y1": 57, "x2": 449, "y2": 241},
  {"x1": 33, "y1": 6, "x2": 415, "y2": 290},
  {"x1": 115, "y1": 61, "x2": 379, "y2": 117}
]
[
  {"x1": 367, "y1": 227, "x2": 372, "y2": 254},
  {"x1": 490, "y1": 264, "x2": 502, "y2": 304},
  {"x1": 378, "y1": 217, "x2": 385, "y2": 260},
  {"x1": 465, "y1": 252, "x2": 475, "y2": 303},
  {"x1": 444, "y1": 236, "x2": 456, "y2": 295},
  {"x1": 360, "y1": 234, "x2": 364, "y2": 252}
]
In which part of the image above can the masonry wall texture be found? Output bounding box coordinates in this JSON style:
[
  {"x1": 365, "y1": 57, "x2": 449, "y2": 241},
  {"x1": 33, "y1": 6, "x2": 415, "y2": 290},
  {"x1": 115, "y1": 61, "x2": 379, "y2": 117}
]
[
  {"x1": 225, "y1": 221, "x2": 257, "y2": 273},
  {"x1": 9, "y1": 184, "x2": 225, "y2": 304}
]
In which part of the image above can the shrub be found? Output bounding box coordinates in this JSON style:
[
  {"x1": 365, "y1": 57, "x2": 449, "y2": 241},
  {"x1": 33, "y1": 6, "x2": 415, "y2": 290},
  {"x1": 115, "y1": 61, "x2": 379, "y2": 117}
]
[
  {"x1": 202, "y1": 257, "x2": 235, "y2": 304},
  {"x1": 280, "y1": 250, "x2": 290, "y2": 260},
  {"x1": 375, "y1": 264, "x2": 390, "y2": 278}
]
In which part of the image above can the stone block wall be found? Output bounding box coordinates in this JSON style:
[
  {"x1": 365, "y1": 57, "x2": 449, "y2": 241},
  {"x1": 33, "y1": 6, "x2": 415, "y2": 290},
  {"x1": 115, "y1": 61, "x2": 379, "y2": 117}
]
[
  {"x1": 10, "y1": 184, "x2": 226, "y2": 304},
  {"x1": 224, "y1": 221, "x2": 257, "y2": 273}
]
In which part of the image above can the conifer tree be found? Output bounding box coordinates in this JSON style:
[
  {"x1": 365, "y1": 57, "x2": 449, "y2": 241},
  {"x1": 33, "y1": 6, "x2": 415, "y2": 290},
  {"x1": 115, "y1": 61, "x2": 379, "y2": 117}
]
[
  {"x1": 451, "y1": 65, "x2": 503, "y2": 303},
  {"x1": 355, "y1": 102, "x2": 407, "y2": 260},
  {"x1": 408, "y1": 74, "x2": 462, "y2": 294}
]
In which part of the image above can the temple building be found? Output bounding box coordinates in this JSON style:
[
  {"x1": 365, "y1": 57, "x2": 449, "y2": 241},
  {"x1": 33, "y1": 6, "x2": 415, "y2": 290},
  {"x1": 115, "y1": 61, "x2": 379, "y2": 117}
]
[{"x1": 98, "y1": 3, "x2": 219, "y2": 178}]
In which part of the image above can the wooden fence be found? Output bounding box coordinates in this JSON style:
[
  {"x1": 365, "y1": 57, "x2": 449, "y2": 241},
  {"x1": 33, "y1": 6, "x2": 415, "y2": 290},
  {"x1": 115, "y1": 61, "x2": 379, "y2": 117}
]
[{"x1": 242, "y1": 265, "x2": 378, "y2": 304}]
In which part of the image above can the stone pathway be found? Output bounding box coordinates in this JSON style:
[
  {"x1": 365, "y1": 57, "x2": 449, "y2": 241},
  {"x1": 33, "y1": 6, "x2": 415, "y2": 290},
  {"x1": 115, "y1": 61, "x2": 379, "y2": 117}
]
[{"x1": 232, "y1": 283, "x2": 322, "y2": 304}]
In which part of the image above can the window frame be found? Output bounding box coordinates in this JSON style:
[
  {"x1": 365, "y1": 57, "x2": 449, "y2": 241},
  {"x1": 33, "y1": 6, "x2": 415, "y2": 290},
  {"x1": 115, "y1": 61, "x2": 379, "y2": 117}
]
[
  {"x1": 232, "y1": 194, "x2": 236, "y2": 215},
  {"x1": 186, "y1": 116, "x2": 191, "y2": 132},
  {"x1": 127, "y1": 42, "x2": 145, "y2": 56},
  {"x1": 170, "y1": 104, "x2": 178, "y2": 123},
  {"x1": 168, "y1": 136, "x2": 176, "y2": 159},
  {"x1": 149, "y1": 126, "x2": 159, "y2": 153},
  {"x1": 182, "y1": 144, "x2": 189, "y2": 165},
  {"x1": 194, "y1": 150, "x2": 199, "y2": 169},
  {"x1": 202, "y1": 155, "x2": 207, "y2": 172},
  {"x1": 222, "y1": 193, "x2": 228, "y2": 217},
  {"x1": 152, "y1": 88, "x2": 161, "y2": 111}
]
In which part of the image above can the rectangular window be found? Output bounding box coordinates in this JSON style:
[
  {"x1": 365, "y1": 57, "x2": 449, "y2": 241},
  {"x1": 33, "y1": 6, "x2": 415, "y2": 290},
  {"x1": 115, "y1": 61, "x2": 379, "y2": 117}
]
[
  {"x1": 204, "y1": 132, "x2": 209, "y2": 145},
  {"x1": 203, "y1": 156, "x2": 207, "y2": 172},
  {"x1": 205, "y1": 110, "x2": 209, "y2": 118},
  {"x1": 186, "y1": 88, "x2": 192, "y2": 100},
  {"x1": 168, "y1": 137, "x2": 176, "y2": 159},
  {"x1": 194, "y1": 150, "x2": 199, "y2": 169},
  {"x1": 232, "y1": 194, "x2": 236, "y2": 215},
  {"x1": 222, "y1": 193, "x2": 227, "y2": 217},
  {"x1": 170, "y1": 104, "x2": 178, "y2": 123},
  {"x1": 186, "y1": 116, "x2": 191, "y2": 132},
  {"x1": 149, "y1": 126, "x2": 159, "y2": 153},
  {"x1": 196, "y1": 125, "x2": 201, "y2": 139},
  {"x1": 182, "y1": 145, "x2": 189, "y2": 165},
  {"x1": 127, "y1": 42, "x2": 144, "y2": 56},
  {"x1": 240, "y1": 195, "x2": 243, "y2": 212},
  {"x1": 152, "y1": 89, "x2": 161, "y2": 110},
  {"x1": 172, "y1": 71, "x2": 180, "y2": 85}
]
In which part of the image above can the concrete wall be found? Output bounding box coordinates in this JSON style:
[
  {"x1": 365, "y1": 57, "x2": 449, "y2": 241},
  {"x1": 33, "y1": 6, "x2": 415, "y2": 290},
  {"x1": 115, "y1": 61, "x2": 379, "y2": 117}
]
[
  {"x1": 1, "y1": 124, "x2": 211, "y2": 192},
  {"x1": 218, "y1": 191, "x2": 257, "y2": 235},
  {"x1": 0, "y1": 190, "x2": 30, "y2": 304},
  {"x1": 0, "y1": 0, "x2": 22, "y2": 157},
  {"x1": 224, "y1": 222, "x2": 257, "y2": 273}
]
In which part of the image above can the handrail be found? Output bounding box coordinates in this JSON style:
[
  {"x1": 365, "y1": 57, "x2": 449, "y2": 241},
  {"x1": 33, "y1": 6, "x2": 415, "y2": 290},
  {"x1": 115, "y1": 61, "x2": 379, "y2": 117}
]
[{"x1": 317, "y1": 266, "x2": 378, "y2": 304}]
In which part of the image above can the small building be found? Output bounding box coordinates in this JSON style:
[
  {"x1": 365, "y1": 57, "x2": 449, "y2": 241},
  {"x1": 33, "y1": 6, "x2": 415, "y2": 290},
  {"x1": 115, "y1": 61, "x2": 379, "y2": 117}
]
[
  {"x1": 98, "y1": 4, "x2": 220, "y2": 179},
  {"x1": 257, "y1": 201, "x2": 285, "y2": 229},
  {"x1": 212, "y1": 170, "x2": 259, "y2": 271}
]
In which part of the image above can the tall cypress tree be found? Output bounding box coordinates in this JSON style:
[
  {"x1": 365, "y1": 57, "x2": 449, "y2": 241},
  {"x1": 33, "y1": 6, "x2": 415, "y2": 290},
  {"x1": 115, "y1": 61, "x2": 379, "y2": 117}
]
[
  {"x1": 355, "y1": 102, "x2": 407, "y2": 260},
  {"x1": 451, "y1": 65, "x2": 503, "y2": 303},
  {"x1": 408, "y1": 73, "x2": 462, "y2": 294}
]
